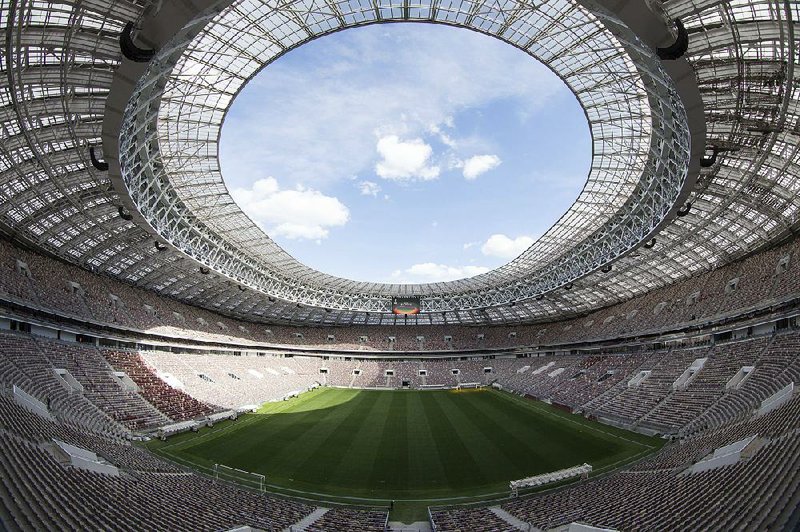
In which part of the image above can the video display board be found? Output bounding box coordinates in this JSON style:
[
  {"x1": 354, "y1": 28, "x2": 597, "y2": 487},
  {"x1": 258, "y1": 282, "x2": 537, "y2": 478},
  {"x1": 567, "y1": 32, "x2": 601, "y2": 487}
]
[{"x1": 392, "y1": 296, "x2": 421, "y2": 315}]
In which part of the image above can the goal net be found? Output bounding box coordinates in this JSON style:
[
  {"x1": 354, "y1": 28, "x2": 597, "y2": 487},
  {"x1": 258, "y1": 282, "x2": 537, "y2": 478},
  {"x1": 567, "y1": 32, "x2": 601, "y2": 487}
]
[{"x1": 213, "y1": 463, "x2": 265, "y2": 492}]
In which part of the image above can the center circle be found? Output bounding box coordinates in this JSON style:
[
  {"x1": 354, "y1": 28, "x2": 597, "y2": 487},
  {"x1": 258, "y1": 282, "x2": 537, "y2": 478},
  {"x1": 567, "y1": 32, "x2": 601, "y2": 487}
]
[{"x1": 220, "y1": 24, "x2": 590, "y2": 284}]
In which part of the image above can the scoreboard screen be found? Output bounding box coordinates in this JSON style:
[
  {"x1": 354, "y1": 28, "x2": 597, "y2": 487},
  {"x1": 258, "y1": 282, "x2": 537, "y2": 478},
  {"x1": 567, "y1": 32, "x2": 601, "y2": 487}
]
[{"x1": 392, "y1": 296, "x2": 421, "y2": 315}]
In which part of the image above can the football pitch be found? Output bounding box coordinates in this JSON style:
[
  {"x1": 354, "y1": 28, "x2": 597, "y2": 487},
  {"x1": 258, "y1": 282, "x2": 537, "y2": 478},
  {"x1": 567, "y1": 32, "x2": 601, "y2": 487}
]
[{"x1": 147, "y1": 387, "x2": 662, "y2": 502}]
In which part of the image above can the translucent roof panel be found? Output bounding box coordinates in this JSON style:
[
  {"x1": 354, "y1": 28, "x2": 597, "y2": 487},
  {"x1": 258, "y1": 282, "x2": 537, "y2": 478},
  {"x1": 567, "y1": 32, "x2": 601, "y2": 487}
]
[
  {"x1": 118, "y1": 0, "x2": 689, "y2": 314},
  {"x1": 0, "y1": 0, "x2": 797, "y2": 325}
]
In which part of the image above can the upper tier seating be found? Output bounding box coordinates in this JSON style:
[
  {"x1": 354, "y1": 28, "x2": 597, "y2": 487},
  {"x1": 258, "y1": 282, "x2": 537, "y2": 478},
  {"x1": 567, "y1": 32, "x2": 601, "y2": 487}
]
[{"x1": 1, "y1": 235, "x2": 799, "y2": 351}]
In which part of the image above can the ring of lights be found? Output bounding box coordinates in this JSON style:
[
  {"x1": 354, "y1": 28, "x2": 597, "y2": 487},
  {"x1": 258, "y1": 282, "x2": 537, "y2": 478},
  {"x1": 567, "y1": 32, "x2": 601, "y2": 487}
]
[{"x1": 118, "y1": 0, "x2": 690, "y2": 315}]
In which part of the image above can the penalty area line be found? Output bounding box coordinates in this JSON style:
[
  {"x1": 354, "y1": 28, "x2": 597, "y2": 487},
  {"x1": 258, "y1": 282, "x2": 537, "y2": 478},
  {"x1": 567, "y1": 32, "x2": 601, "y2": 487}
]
[
  {"x1": 155, "y1": 447, "x2": 515, "y2": 504},
  {"x1": 155, "y1": 398, "x2": 305, "y2": 452},
  {"x1": 156, "y1": 415, "x2": 262, "y2": 452},
  {"x1": 493, "y1": 389, "x2": 659, "y2": 450}
]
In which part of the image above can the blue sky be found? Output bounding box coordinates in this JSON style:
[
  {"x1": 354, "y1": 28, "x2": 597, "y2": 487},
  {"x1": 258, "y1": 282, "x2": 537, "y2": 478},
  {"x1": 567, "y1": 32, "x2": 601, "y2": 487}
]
[{"x1": 220, "y1": 23, "x2": 590, "y2": 283}]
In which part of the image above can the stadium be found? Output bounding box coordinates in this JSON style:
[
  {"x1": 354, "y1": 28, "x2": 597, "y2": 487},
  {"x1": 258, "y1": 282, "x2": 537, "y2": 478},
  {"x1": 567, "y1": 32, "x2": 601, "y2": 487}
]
[{"x1": 0, "y1": 0, "x2": 799, "y2": 530}]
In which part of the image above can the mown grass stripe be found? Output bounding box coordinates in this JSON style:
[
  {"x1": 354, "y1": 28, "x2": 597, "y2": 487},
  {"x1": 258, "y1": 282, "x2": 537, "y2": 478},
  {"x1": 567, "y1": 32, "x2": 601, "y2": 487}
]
[
  {"x1": 422, "y1": 391, "x2": 492, "y2": 488},
  {"x1": 405, "y1": 390, "x2": 449, "y2": 491},
  {"x1": 295, "y1": 390, "x2": 384, "y2": 485},
  {"x1": 327, "y1": 390, "x2": 393, "y2": 489},
  {"x1": 200, "y1": 389, "x2": 368, "y2": 477},
  {"x1": 264, "y1": 390, "x2": 373, "y2": 478},
  {"x1": 183, "y1": 388, "x2": 337, "y2": 459},
  {"x1": 368, "y1": 391, "x2": 411, "y2": 490},
  {"x1": 491, "y1": 389, "x2": 659, "y2": 448},
  {"x1": 422, "y1": 392, "x2": 487, "y2": 490},
  {"x1": 453, "y1": 392, "x2": 554, "y2": 471},
  {"x1": 147, "y1": 387, "x2": 663, "y2": 501}
]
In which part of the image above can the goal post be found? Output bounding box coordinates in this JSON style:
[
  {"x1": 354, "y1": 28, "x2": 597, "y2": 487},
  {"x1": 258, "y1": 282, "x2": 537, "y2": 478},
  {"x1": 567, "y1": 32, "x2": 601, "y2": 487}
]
[{"x1": 213, "y1": 463, "x2": 265, "y2": 492}]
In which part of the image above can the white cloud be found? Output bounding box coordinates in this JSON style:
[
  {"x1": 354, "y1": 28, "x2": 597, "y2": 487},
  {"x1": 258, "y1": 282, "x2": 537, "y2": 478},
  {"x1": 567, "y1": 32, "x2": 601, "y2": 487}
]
[
  {"x1": 375, "y1": 135, "x2": 440, "y2": 181},
  {"x1": 358, "y1": 180, "x2": 380, "y2": 196},
  {"x1": 463, "y1": 241, "x2": 479, "y2": 250},
  {"x1": 230, "y1": 177, "x2": 349, "y2": 241},
  {"x1": 220, "y1": 24, "x2": 566, "y2": 190},
  {"x1": 429, "y1": 123, "x2": 457, "y2": 148},
  {"x1": 391, "y1": 262, "x2": 490, "y2": 283},
  {"x1": 462, "y1": 154, "x2": 501, "y2": 180},
  {"x1": 481, "y1": 233, "x2": 535, "y2": 259}
]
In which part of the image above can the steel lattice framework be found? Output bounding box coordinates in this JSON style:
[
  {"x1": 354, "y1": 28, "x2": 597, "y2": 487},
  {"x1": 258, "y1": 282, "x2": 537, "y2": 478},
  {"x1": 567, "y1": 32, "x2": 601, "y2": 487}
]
[
  {"x1": 119, "y1": 0, "x2": 689, "y2": 312},
  {"x1": 0, "y1": 0, "x2": 798, "y2": 326}
]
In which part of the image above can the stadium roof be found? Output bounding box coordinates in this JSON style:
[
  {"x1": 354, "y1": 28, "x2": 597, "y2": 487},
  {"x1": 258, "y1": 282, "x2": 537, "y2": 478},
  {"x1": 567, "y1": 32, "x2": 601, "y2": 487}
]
[{"x1": 0, "y1": 0, "x2": 798, "y2": 325}]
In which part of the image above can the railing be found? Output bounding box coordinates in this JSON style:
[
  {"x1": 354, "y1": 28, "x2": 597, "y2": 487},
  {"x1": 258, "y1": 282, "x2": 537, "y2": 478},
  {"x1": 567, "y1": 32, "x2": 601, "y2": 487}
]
[{"x1": 509, "y1": 463, "x2": 592, "y2": 496}]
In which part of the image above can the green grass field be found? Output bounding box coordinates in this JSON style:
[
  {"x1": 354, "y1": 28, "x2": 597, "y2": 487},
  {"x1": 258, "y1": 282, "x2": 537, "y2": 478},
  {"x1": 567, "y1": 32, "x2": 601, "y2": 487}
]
[{"x1": 147, "y1": 387, "x2": 662, "y2": 507}]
